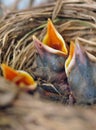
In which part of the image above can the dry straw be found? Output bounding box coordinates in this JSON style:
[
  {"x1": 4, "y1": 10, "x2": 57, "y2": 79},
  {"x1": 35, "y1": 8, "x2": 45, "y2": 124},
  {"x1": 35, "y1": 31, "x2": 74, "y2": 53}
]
[{"x1": 0, "y1": 0, "x2": 96, "y2": 75}]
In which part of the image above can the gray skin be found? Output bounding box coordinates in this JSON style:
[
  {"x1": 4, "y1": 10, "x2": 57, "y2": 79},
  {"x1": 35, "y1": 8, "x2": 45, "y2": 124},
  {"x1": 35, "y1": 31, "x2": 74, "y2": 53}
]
[
  {"x1": 33, "y1": 36, "x2": 68, "y2": 84},
  {"x1": 33, "y1": 37, "x2": 71, "y2": 101},
  {"x1": 33, "y1": 36, "x2": 67, "y2": 73},
  {"x1": 68, "y1": 44, "x2": 96, "y2": 104}
]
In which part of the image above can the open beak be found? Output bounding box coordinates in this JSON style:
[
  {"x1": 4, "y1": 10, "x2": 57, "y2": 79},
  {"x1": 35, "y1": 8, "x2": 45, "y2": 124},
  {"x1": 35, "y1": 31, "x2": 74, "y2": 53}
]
[
  {"x1": 65, "y1": 39, "x2": 90, "y2": 79},
  {"x1": 1, "y1": 64, "x2": 37, "y2": 90},
  {"x1": 33, "y1": 36, "x2": 67, "y2": 72},
  {"x1": 42, "y1": 19, "x2": 68, "y2": 55},
  {"x1": 65, "y1": 40, "x2": 87, "y2": 77},
  {"x1": 65, "y1": 41, "x2": 75, "y2": 77},
  {"x1": 33, "y1": 19, "x2": 68, "y2": 57},
  {"x1": 33, "y1": 35, "x2": 67, "y2": 57}
]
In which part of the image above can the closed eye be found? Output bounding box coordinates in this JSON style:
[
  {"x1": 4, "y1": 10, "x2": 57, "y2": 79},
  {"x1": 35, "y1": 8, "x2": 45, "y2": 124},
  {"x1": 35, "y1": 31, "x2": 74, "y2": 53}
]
[{"x1": 39, "y1": 43, "x2": 42, "y2": 48}]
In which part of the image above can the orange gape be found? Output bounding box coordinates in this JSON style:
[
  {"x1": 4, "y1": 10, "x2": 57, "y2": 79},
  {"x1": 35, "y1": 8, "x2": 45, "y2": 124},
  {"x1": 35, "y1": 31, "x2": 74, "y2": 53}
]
[
  {"x1": 1, "y1": 64, "x2": 37, "y2": 88},
  {"x1": 1, "y1": 64, "x2": 19, "y2": 81},
  {"x1": 42, "y1": 19, "x2": 68, "y2": 55},
  {"x1": 65, "y1": 41, "x2": 75, "y2": 69}
]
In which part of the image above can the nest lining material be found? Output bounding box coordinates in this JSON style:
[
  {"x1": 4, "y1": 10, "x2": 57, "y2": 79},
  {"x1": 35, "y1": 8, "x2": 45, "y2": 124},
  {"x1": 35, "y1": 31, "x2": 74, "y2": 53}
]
[{"x1": 0, "y1": 0, "x2": 96, "y2": 75}]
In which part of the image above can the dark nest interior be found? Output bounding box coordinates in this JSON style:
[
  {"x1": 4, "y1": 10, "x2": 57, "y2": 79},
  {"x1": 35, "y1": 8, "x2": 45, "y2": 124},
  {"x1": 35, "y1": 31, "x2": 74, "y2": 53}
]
[{"x1": 0, "y1": 0, "x2": 96, "y2": 130}]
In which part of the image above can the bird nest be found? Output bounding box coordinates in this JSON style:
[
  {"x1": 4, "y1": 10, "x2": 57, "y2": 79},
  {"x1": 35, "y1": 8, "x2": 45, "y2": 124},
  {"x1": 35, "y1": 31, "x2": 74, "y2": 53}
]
[
  {"x1": 0, "y1": 0, "x2": 96, "y2": 130},
  {"x1": 0, "y1": 0, "x2": 96, "y2": 103},
  {"x1": 0, "y1": 0, "x2": 96, "y2": 70}
]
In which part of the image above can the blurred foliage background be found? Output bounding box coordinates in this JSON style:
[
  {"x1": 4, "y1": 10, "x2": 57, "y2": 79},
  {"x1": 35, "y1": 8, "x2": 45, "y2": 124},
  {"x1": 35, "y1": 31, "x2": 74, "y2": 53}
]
[{"x1": 0, "y1": 0, "x2": 56, "y2": 17}]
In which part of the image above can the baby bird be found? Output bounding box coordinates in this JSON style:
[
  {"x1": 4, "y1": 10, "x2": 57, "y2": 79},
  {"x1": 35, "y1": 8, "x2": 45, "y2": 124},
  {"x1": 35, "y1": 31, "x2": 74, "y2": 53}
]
[
  {"x1": 33, "y1": 19, "x2": 68, "y2": 73},
  {"x1": 33, "y1": 19, "x2": 70, "y2": 102},
  {"x1": 65, "y1": 40, "x2": 96, "y2": 104},
  {"x1": 1, "y1": 64, "x2": 37, "y2": 91}
]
